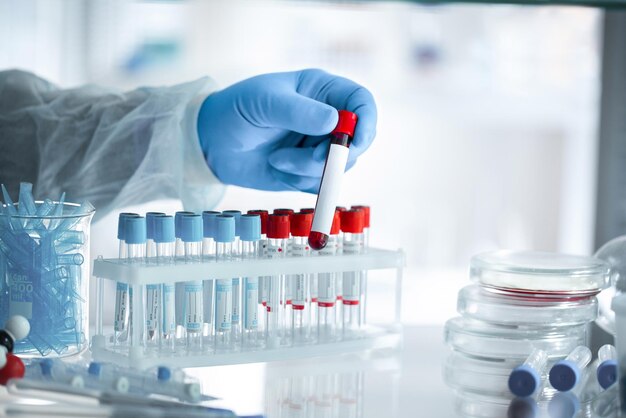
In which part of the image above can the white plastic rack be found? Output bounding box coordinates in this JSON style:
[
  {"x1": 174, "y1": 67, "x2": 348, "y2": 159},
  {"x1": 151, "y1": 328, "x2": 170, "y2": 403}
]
[{"x1": 91, "y1": 248, "x2": 405, "y2": 369}]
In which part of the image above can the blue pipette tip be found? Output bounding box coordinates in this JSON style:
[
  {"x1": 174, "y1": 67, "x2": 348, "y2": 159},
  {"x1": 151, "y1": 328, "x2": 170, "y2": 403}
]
[
  {"x1": 157, "y1": 366, "x2": 171, "y2": 381},
  {"x1": 202, "y1": 211, "x2": 220, "y2": 239},
  {"x1": 88, "y1": 362, "x2": 102, "y2": 376},
  {"x1": 549, "y1": 360, "x2": 580, "y2": 392},
  {"x1": 180, "y1": 214, "x2": 202, "y2": 243},
  {"x1": 508, "y1": 365, "x2": 540, "y2": 397},
  {"x1": 215, "y1": 215, "x2": 235, "y2": 243},
  {"x1": 597, "y1": 359, "x2": 618, "y2": 389},
  {"x1": 125, "y1": 216, "x2": 146, "y2": 244},
  {"x1": 240, "y1": 214, "x2": 261, "y2": 242},
  {"x1": 154, "y1": 215, "x2": 175, "y2": 244}
]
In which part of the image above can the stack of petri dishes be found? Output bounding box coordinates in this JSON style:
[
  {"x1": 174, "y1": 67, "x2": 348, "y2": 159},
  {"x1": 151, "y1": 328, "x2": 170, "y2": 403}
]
[{"x1": 443, "y1": 250, "x2": 610, "y2": 417}]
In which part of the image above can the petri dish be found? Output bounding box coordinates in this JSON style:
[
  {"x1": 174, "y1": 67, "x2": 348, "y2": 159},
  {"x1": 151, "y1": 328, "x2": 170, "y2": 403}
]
[
  {"x1": 444, "y1": 351, "x2": 518, "y2": 397},
  {"x1": 457, "y1": 285, "x2": 598, "y2": 327},
  {"x1": 444, "y1": 317, "x2": 587, "y2": 361},
  {"x1": 470, "y1": 251, "x2": 610, "y2": 297}
]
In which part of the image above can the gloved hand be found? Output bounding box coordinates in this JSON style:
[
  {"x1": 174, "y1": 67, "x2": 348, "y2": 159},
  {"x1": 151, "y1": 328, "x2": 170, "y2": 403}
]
[{"x1": 197, "y1": 69, "x2": 377, "y2": 193}]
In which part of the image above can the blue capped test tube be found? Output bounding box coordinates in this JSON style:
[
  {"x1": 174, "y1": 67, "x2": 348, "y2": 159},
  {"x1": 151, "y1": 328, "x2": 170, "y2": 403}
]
[
  {"x1": 181, "y1": 214, "x2": 203, "y2": 352},
  {"x1": 145, "y1": 213, "x2": 164, "y2": 345},
  {"x1": 549, "y1": 346, "x2": 592, "y2": 392},
  {"x1": 174, "y1": 211, "x2": 194, "y2": 341},
  {"x1": 596, "y1": 344, "x2": 617, "y2": 389},
  {"x1": 223, "y1": 210, "x2": 242, "y2": 342},
  {"x1": 240, "y1": 214, "x2": 261, "y2": 348},
  {"x1": 214, "y1": 215, "x2": 235, "y2": 350},
  {"x1": 154, "y1": 216, "x2": 176, "y2": 351},
  {"x1": 125, "y1": 217, "x2": 146, "y2": 347},
  {"x1": 201, "y1": 211, "x2": 219, "y2": 340},
  {"x1": 508, "y1": 348, "x2": 549, "y2": 397},
  {"x1": 113, "y1": 213, "x2": 139, "y2": 345}
]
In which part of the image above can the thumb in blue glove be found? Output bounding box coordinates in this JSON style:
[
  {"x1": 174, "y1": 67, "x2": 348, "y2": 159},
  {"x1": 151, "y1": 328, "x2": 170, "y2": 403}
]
[{"x1": 197, "y1": 69, "x2": 377, "y2": 193}]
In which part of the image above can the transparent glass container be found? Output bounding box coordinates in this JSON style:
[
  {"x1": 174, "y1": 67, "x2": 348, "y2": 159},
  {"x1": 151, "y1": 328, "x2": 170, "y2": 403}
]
[{"x1": 0, "y1": 201, "x2": 94, "y2": 357}]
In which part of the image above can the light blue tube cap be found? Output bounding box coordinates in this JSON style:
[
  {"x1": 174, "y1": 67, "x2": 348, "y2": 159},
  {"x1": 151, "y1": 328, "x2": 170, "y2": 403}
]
[
  {"x1": 215, "y1": 215, "x2": 235, "y2": 243},
  {"x1": 174, "y1": 211, "x2": 195, "y2": 239},
  {"x1": 240, "y1": 214, "x2": 261, "y2": 242},
  {"x1": 154, "y1": 215, "x2": 175, "y2": 244},
  {"x1": 508, "y1": 365, "x2": 540, "y2": 397},
  {"x1": 549, "y1": 360, "x2": 580, "y2": 392},
  {"x1": 597, "y1": 359, "x2": 617, "y2": 389},
  {"x1": 146, "y1": 212, "x2": 165, "y2": 240},
  {"x1": 181, "y1": 214, "x2": 202, "y2": 243},
  {"x1": 202, "y1": 211, "x2": 220, "y2": 239},
  {"x1": 157, "y1": 366, "x2": 171, "y2": 381},
  {"x1": 222, "y1": 210, "x2": 242, "y2": 236},
  {"x1": 117, "y1": 213, "x2": 139, "y2": 240},
  {"x1": 125, "y1": 216, "x2": 146, "y2": 245}
]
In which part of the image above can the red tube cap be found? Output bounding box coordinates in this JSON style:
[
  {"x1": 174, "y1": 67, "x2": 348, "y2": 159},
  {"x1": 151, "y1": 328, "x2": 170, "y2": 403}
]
[
  {"x1": 332, "y1": 110, "x2": 358, "y2": 138},
  {"x1": 273, "y1": 208, "x2": 294, "y2": 220},
  {"x1": 351, "y1": 205, "x2": 370, "y2": 228},
  {"x1": 340, "y1": 209, "x2": 364, "y2": 234},
  {"x1": 330, "y1": 210, "x2": 341, "y2": 235},
  {"x1": 291, "y1": 212, "x2": 313, "y2": 237},
  {"x1": 268, "y1": 214, "x2": 290, "y2": 239},
  {"x1": 300, "y1": 208, "x2": 315, "y2": 214},
  {"x1": 248, "y1": 210, "x2": 268, "y2": 235}
]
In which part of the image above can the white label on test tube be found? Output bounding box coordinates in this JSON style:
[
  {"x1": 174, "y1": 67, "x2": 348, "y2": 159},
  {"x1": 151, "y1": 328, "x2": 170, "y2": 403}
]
[
  {"x1": 184, "y1": 281, "x2": 203, "y2": 331},
  {"x1": 244, "y1": 278, "x2": 259, "y2": 329},
  {"x1": 232, "y1": 279, "x2": 240, "y2": 323},
  {"x1": 114, "y1": 283, "x2": 128, "y2": 332},
  {"x1": 146, "y1": 284, "x2": 160, "y2": 334},
  {"x1": 292, "y1": 242, "x2": 307, "y2": 307},
  {"x1": 311, "y1": 144, "x2": 350, "y2": 235},
  {"x1": 216, "y1": 279, "x2": 232, "y2": 331},
  {"x1": 162, "y1": 283, "x2": 176, "y2": 336}
]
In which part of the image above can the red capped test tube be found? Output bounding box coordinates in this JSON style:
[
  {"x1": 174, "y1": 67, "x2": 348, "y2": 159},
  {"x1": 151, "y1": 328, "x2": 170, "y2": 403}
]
[
  {"x1": 266, "y1": 214, "x2": 290, "y2": 348},
  {"x1": 340, "y1": 209, "x2": 365, "y2": 335},
  {"x1": 317, "y1": 209, "x2": 341, "y2": 342},
  {"x1": 309, "y1": 110, "x2": 358, "y2": 251},
  {"x1": 290, "y1": 212, "x2": 314, "y2": 343}
]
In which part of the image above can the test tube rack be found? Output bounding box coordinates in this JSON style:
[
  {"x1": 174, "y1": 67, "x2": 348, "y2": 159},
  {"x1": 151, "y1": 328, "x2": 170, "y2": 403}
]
[{"x1": 91, "y1": 248, "x2": 405, "y2": 369}]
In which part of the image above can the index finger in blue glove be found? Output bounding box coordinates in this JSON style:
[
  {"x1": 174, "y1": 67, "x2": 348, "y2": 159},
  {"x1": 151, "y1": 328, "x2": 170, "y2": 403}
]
[{"x1": 254, "y1": 92, "x2": 339, "y2": 136}]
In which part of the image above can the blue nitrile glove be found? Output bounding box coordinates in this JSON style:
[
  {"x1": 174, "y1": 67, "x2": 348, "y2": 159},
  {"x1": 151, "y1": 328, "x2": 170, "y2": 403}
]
[{"x1": 197, "y1": 69, "x2": 377, "y2": 193}]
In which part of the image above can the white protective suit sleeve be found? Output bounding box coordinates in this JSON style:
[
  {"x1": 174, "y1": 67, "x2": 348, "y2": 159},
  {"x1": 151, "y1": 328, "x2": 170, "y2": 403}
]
[{"x1": 0, "y1": 70, "x2": 225, "y2": 220}]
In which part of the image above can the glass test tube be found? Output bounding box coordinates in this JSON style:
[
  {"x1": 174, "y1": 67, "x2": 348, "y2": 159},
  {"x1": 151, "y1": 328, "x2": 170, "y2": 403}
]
[
  {"x1": 114, "y1": 213, "x2": 138, "y2": 345},
  {"x1": 508, "y1": 348, "x2": 549, "y2": 397},
  {"x1": 223, "y1": 210, "x2": 242, "y2": 343},
  {"x1": 154, "y1": 216, "x2": 176, "y2": 352},
  {"x1": 125, "y1": 217, "x2": 146, "y2": 348},
  {"x1": 202, "y1": 211, "x2": 219, "y2": 341},
  {"x1": 145, "y1": 212, "x2": 164, "y2": 346},
  {"x1": 290, "y1": 212, "x2": 313, "y2": 344},
  {"x1": 317, "y1": 212, "x2": 340, "y2": 342},
  {"x1": 351, "y1": 205, "x2": 370, "y2": 327},
  {"x1": 214, "y1": 215, "x2": 234, "y2": 350},
  {"x1": 174, "y1": 211, "x2": 194, "y2": 341},
  {"x1": 248, "y1": 209, "x2": 268, "y2": 335},
  {"x1": 274, "y1": 209, "x2": 294, "y2": 342},
  {"x1": 341, "y1": 210, "x2": 365, "y2": 336},
  {"x1": 549, "y1": 345, "x2": 592, "y2": 392},
  {"x1": 266, "y1": 214, "x2": 289, "y2": 348},
  {"x1": 597, "y1": 344, "x2": 618, "y2": 389},
  {"x1": 181, "y1": 215, "x2": 203, "y2": 352},
  {"x1": 241, "y1": 214, "x2": 261, "y2": 348}
]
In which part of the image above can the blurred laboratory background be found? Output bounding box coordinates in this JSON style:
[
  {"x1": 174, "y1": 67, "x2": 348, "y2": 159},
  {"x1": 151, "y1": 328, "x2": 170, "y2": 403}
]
[{"x1": 0, "y1": 0, "x2": 602, "y2": 326}]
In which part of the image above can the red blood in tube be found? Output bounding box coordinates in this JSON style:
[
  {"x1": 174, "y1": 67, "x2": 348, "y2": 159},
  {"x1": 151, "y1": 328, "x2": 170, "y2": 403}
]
[{"x1": 308, "y1": 231, "x2": 329, "y2": 250}]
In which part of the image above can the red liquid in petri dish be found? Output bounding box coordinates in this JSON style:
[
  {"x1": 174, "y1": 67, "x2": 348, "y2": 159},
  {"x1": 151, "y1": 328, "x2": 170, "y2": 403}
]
[{"x1": 308, "y1": 230, "x2": 329, "y2": 250}]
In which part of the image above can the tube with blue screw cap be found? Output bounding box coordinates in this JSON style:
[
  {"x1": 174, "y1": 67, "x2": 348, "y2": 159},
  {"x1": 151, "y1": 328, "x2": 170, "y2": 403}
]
[
  {"x1": 125, "y1": 217, "x2": 146, "y2": 348},
  {"x1": 145, "y1": 212, "x2": 165, "y2": 345},
  {"x1": 596, "y1": 344, "x2": 617, "y2": 389},
  {"x1": 201, "y1": 211, "x2": 219, "y2": 341},
  {"x1": 113, "y1": 213, "x2": 139, "y2": 345},
  {"x1": 223, "y1": 210, "x2": 242, "y2": 343},
  {"x1": 154, "y1": 216, "x2": 176, "y2": 351},
  {"x1": 508, "y1": 348, "x2": 548, "y2": 397},
  {"x1": 214, "y1": 215, "x2": 235, "y2": 351},
  {"x1": 174, "y1": 211, "x2": 194, "y2": 341},
  {"x1": 549, "y1": 345, "x2": 591, "y2": 392},
  {"x1": 180, "y1": 214, "x2": 204, "y2": 352},
  {"x1": 240, "y1": 214, "x2": 261, "y2": 348}
]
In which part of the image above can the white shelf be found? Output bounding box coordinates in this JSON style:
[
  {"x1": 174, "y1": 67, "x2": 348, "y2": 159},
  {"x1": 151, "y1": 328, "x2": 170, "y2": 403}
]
[{"x1": 93, "y1": 248, "x2": 405, "y2": 285}]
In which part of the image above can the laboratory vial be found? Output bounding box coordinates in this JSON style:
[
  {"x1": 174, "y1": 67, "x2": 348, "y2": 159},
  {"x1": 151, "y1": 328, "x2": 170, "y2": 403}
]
[
  {"x1": 201, "y1": 211, "x2": 219, "y2": 340},
  {"x1": 266, "y1": 214, "x2": 289, "y2": 348},
  {"x1": 0, "y1": 183, "x2": 95, "y2": 357},
  {"x1": 549, "y1": 346, "x2": 592, "y2": 392},
  {"x1": 214, "y1": 215, "x2": 235, "y2": 351},
  {"x1": 154, "y1": 215, "x2": 176, "y2": 351},
  {"x1": 309, "y1": 110, "x2": 358, "y2": 251},
  {"x1": 340, "y1": 209, "x2": 365, "y2": 336},
  {"x1": 174, "y1": 211, "x2": 194, "y2": 342},
  {"x1": 596, "y1": 344, "x2": 617, "y2": 389},
  {"x1": 508, "y1": 349, "x2": 549, "y2": 397},
  {"x1": 289, "y1": 212, "x2": 313, "y2": 344},
  {"x1": 317, "y1": 210, "x2": 341, "y2": 342},
  {"x1": 181, "y1": 214, "x2": 204, "y2": 352},
  {"x1": 240, "y1": 214, "x2": 261, "y2": 348}
]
